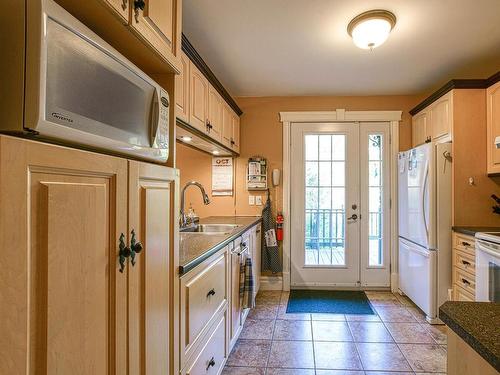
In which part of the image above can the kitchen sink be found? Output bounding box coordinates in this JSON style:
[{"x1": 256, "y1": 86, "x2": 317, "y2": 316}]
[{"x1": 180, "y1": 223, "x2": 241, "y2": 233}]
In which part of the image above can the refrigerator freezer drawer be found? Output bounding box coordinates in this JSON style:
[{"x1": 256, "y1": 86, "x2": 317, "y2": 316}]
[{"x1": 398, "y1": 238, "x2": 437, "y2": 319}]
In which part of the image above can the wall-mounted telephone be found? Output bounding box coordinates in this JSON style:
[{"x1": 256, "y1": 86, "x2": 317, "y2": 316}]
[{"x1": 272, "y1": 169, "x2": 281, "y2": 187}]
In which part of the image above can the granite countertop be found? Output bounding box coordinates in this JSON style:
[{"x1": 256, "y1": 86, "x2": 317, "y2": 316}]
[
  {"x1": 452, "y1": 226, "x2": 500, "y2": 236},
  {"x1": 179, "y1": 216, "x2": 262, "y2": 275},
  {"x1": 439, "y1": 301, "x2": 500, "y2": 372}
]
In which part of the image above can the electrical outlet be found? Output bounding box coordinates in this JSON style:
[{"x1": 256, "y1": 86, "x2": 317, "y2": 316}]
[
  {"x1": 248, "y1": 195, "x2": 255, "y2": 205},
  {"x1": 255, "y1": 196, "x2": 263, "y2": 205}
]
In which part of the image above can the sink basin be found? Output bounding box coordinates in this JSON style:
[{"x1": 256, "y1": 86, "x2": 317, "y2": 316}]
[{"x1": 180, "y1": 224, "x2": 241, "y2": 234}]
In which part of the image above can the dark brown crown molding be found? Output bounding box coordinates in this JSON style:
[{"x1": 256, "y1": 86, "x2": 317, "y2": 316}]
[
  {"x1": 410, "y1": 71, "x2": 500, "y2": 115},
  {"x1": 182, "y1": 34, "x2": 243, "y2": 116}
]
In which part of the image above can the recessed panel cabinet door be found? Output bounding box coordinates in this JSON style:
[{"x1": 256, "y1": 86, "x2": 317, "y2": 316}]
[
  {"x1": 0, "y1": 136, "x2": 128, "y2": 375},
  {"x1": 221, "y1": 104, "x2": 233, "y2": 148},
  {"x1": 487, "y1": 81, "x2": 500, "y2": 174},
  {"x1": 431, "y1": 92, "x2": 452, "y2": 140},
  {"x1": 128, "y1": 161, "x2": 179, "y2": 375},
  {"x1": 412, "y1": 110, "x2": 429, "y2": 147},
  {"x1": 189, "y1": 62, "x2": 209, "y2": 132},
  {"x1": 208, "y1": 86, "x2": 223, "y2": 141},
  {"x1": 231, "y1": 112, "x2": 240, "y2": 152},
  {"x1": 130, "y1": 0, "x2": 178, "y2": 63},
  {"x1": 175, "y1": 51, "x2": 190, "y2": 123}
]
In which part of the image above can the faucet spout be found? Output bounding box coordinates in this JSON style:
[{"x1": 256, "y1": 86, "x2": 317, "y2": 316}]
[{"x1": 180, "y1": 181, "x2": 210, "y2": 228}]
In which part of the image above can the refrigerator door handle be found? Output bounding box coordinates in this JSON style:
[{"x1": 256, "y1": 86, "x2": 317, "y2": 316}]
[{"x1": 422, "y1": 162, "x2": 429, "y2": 242}]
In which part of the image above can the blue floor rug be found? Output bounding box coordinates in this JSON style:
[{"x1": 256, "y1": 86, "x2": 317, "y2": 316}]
[{"x1": 286, "y1": 290, "x2": 375, "y2": 314}]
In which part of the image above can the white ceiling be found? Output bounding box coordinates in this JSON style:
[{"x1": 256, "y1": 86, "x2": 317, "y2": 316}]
[{"x1": 183, "y1": 0, "x2": 500, "y2": 97}]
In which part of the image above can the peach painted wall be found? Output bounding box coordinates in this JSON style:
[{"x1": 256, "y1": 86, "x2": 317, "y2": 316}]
[{"x1": 176, "y1": 95, "x2": 422, "y2": 218}]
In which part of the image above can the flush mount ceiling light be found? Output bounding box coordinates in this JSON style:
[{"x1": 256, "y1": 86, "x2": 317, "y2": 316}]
[{"x1": 347, "y1": 9, "x2": 396, "y2": 50}]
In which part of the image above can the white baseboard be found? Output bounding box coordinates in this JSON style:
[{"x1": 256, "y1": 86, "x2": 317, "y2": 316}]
[
  {"x1": 259, "y1": 275, "x2": 283, "y2": 291},
  {"x1": 391, "y1": 272, "x2": 398, "y2": 293}
]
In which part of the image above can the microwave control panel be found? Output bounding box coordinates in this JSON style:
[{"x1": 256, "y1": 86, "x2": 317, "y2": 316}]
[{"x1": 156, "y1": 89, "x2": 170, "y2": 151}]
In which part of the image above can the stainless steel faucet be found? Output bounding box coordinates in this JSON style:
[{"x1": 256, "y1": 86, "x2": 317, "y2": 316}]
[{"x1": 180, "y1": 181, "x2": 210, "y2": 228}]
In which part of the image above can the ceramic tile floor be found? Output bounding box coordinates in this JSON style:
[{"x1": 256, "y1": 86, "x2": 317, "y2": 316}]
[{"x1": 222, "y1": 291, "x2": 447, "y2": 375}]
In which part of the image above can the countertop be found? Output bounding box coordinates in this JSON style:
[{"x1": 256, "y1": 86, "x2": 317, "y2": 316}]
[
  {"x1": 452, "y1": 226, "x2": 500, "y2": 236},
  {"x1": 439, "y1": 301, "x2": 500, "y2": 372},
  {"x1": 179, "y1": 216, "x2": 262, "y2": 275}
]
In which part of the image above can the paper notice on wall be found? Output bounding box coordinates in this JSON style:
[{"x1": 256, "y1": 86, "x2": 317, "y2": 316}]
[
  {"x1": 265, "y1": 228, "x2": 278, "y2": 247},
  {"x1": 212, "y1": 157, "x2": 233, "y2": 196}
]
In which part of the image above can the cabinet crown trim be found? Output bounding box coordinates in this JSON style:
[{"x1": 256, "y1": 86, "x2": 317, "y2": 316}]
[
  {"x1": 410, "y1": 71, "x2": 500, "y2": 116},
  {"x1": 182, "y1": 34, "x2": 243, "y2": 116}
]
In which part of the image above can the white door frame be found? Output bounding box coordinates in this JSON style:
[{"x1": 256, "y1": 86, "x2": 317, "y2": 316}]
[{"x1": 280, "y1": 109, "x2": 402, "y2": 292}]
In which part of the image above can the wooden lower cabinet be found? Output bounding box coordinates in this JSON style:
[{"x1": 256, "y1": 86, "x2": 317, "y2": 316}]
[
  {"x1": 447, "y1": 329, "x2": 498, "y2": 375},
  {"x1": 0, "y1": 136, "x2": 179, "y2": 374},
  {"x1": 451, "y1": 232, "x2": 476, "y2": 301},
  {"x1": 128, "y1": 161, "x2": 179, "y2": 375}
]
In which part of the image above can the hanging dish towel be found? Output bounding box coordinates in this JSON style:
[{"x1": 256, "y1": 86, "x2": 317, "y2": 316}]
[
  {"x1": 262, "y1": 192, "x2": 282, "y2": 273},
  {"x1": 239, "y1": 254, "x2": 255, "y2": 309}
]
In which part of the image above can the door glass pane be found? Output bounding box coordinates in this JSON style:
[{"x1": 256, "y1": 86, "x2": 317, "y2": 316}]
[
  {"x1": 304, "y1": 134, "x2": 346, "y2": 266},
  {"x1": 368, "y1": 134, "x2": 383, "y2": 266}
]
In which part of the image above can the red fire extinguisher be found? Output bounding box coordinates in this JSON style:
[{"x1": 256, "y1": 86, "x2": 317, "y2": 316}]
[{"x1": 276, "y1": 212, "x2": 284, "y2": 241}]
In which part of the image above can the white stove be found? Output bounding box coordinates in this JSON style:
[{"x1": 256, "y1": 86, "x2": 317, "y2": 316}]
[{"x1": 475, "y1": 232, "x2": 500, "y2": 302}]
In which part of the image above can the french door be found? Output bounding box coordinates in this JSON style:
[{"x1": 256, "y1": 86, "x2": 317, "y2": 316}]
[{"x1": 290, "y1": 122, "x2": 390, "y2": 288}]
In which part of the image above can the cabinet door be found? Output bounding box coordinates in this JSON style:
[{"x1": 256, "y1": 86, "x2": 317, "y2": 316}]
[
  {"x1": 221, "y1": 104, "x2": 233, "y2": 148},
  {"x1": 208, "y1": 85, "x2": 223, "y2": 141},
  {"x1": 189, "y1": 62, "x2": 209, "y2": 132},
  {"x1": 431, "y1": 92, "x2": 452, "y2": 140},
  {"x1": 412, "y1": 110, "x2": 429, "y2": 147},
  {"x1": 230, "y1": 246, "x2": 242, "y2": 346},
  {"x1": 130, "y1": 0, "x2": 179, "y2": 64},
  {"x1": 175, "y1": 51, "x2": 190, "y2": 123},
  {"x1": 0, "y1": 136, "x2": 128, "y2": 375},
  {"x1": 102, "y1": 0, "x2": 129, "y2": 21},
  {"x1": 231, "y1": 112, "x2": 241, "y2": 152},
  {"x1": 128, "y1": 161, "x2": 179, "y2": 375},
  {"x1": 487, "y1": 81, "x2": 500, "y2": 174}
]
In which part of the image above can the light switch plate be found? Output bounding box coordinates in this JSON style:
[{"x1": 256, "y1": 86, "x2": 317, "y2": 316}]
[
  {"x1": 248, "y1": 195, "x2": 255, "y2": 205},
  {"x1": 255, "y1": 196, "x2": 263, "y2": 205}
]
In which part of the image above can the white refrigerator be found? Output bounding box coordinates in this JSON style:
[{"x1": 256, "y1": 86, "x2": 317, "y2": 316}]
[{"x1": 398, "y1": 142, "x2": 452, "y2": 323}]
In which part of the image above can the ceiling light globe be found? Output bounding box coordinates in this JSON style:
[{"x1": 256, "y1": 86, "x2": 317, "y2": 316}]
[{"x1": 347, "y1": 10, "x2": 396, "y2": 50}]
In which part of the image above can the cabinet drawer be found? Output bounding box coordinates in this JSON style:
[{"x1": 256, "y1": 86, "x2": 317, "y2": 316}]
[
  {"x1": 186, "y1": 314, "x2": 227, "y2": 375},
  {"x1": 453, "y1": 249, "x2": 476, "y2": 275},
  {"x1": 453, "y1": 233, "x2": 475, "y2": 256},
  {"x1": 185, "y1": 253, "x2": 227, "y2": 347},
  {"x1": 453, "y1": 285, "x2": 475, "y2": 302},
  {"x1": 453, "y1": 267, "x2": 476, "y2": 296}
]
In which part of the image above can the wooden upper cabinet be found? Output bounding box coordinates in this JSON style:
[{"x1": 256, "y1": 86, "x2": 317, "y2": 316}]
[
  {"x1": 175, "y1": 51, "x2": 190, "y2": 123},
  {"x1": 487, "y1": 81, "x2": 500, "y2": 174},
  {"x1": 231, "y1": 112, "x2": 241, "y2": 152},
  {"x1": 128, "y1": 161, "x2": 179, "y2": 375},
  {"x1": 412, "y1": 110, "x2": 430, "y2": 147},
  {"x1": 431, "y1": 92, "x2": 453, "y2": 141},
  {"x1": 189, "y1": 62, "x2": 209, "y2": 132},
  {"x1": 102, "y1": 0, "x2": 129, "y2": 22},
  {"x1": 129, "y1": 0, "x2": 179, "y2": 65},
  {"x1": 0, "y1": 136, "x2": 128, "y2": 374},
  {"x1": 208, "y1": 85, "x2": 223, "y2": 141},
  {"x1": 221, "y1": 104, "x2": 233, "y2": 148}
]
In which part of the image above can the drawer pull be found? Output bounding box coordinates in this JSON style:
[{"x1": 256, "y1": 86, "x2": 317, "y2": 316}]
[
  {"x1": 461, "y1": 241, "x2": 471, "y2": 247},
  {"x1": 206, "y1": 288, "x2": 216, "y2": 298},
  {"x1": 206, "y1": 357, "x2": 216, "y2": 371},
  {"x1": 461, "y1": 260, "x2": 471, "y2": 266},
  {"x1": 461, "y1": 278, "x2": 471, "y2": 286}
]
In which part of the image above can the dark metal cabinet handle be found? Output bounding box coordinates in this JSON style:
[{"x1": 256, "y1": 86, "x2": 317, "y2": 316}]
[
  {"x1": 130, "y1": 229, "x2": 143, "y2": 267},
  {"x1": 134, "y1": 0, "x2": 145, "y2": 10},
  {"x1": 206, "y1": 289, "x2": 216, "y2": 298},
  {"x1": 461, "y1": 260, "x2": 471, "y2": 266},
  {"x1": 230, "y1": 138, "x2": 235, "y2": 145},
  {"x1": 118, "y1": 233, "x2": 131, "y2": 273},
  {"x1": 206, "y1": 357, "x2": 216, "y2": 371},
  {"x1": 462, "y1": 278, "x2": 471, "y2": 286},
  {"x1": 121, "y1": 0, "x2": 127, "y2": 10},
  {"x1": 461, "y1": 241, "x2": 471, "y2": 247}
]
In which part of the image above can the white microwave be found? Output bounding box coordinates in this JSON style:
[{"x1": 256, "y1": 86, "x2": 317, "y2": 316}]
[{"x1": 0, "y1": 0, "x2": 169, "y2": 162}]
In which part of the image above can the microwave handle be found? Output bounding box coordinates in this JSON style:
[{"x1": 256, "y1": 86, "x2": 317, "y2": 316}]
[{"x1": 151, "y1": 87, "x2": 161, "y2": 146}]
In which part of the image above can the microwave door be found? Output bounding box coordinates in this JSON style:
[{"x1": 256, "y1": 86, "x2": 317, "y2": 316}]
[{"x1": 35, "y1": 13, "x2": 168, "y2": 162}]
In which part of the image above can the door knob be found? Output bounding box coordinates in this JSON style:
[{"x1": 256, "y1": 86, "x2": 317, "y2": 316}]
[
  {"x1": 347, "y1": 214, "x2": 358, "y2": 221},
  {"x1": 130, "y1": 229, "x2": 143, "y2": 267},
  {"x1": 118, "y1": 233, "x2": 131, "y2": 273}
]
